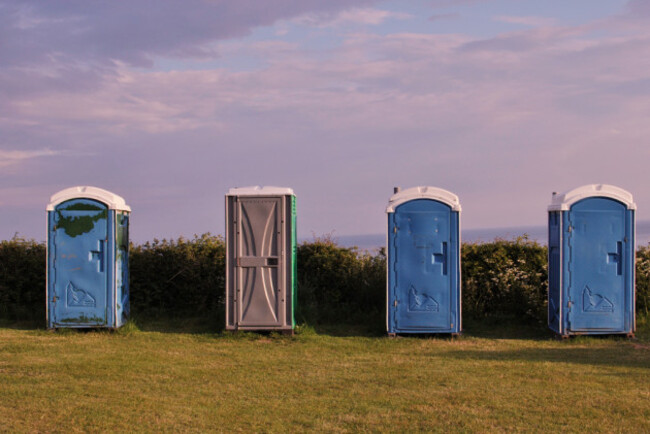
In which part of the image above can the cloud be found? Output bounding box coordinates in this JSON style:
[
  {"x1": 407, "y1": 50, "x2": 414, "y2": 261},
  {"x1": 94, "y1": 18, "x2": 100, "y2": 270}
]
[
  {"x1": 0, "y1": 149, "x2": 59, "y2": 167},
  {"x1": 1, "y1": 0, "x2": 650, "y2": 239},
  {"x1": 428, "y1": 0, "x2": 488, "y2": 7},
  {"x1": 0, "y1": 0, "x2": 379, "y2": 68},
  {"x1": 5, "y1": 14, "x2": 650, "y2": 159},
  {"x1": 295, "y1": 7, "x2": 411, "y2": 27},
  {"x1": 495, "y1": 15, "x2": 557, "y2": 28},
  {"x1": 625, "y1": 0, "x2": 650, "y2": 16},
  {"x1": 9, "y1": 21, "x2": 649, "y2": 157},
  {"x1": 428, "y1": 13, "x2": 459, "y2": 22}
]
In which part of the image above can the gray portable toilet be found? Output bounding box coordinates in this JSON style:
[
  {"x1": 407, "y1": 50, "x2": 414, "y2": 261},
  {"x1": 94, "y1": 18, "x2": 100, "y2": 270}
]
[
  {"x1": 386, "y1": 186, "x2": 462, "y2": 335},
  {"x1": 47, "y1": 186, "x2": 130, "y2": 329},
  {"x1": 225, "y1": 186, "x2": 296, "y2": 334},
  {"x1": 548, "y1": 184, "x2": 636, "y2": 337}
]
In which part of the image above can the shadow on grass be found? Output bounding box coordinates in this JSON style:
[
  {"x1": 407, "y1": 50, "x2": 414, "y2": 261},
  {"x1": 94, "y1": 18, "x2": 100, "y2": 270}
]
[
  {"x1": 132, "y1": 318, "x2": 386, "y2": 338},
  {"x1": 307, "y1": 317, "x2": 552, "y2": 339},
  {"x1": 3, "y1": 314, "x2": 648, "y2": 344},
  {"x1": 444, "y1": 344, "x2": 650, "y2": 369},
  {"x1": 308, "y1": 323, "x2": 385, "y2": 337},
  {"x1": 462, "y1": 318, "x2": 552, "y2": 340},
  {"x1": 0, "y1": 318, "x2": 44, "y2": 330},
  {"x1": 130, "y1": 314, "x2": 225, "y2": 334},
  {"x1": 0, "y1": 314, "x2": 223, "y2": 335}
]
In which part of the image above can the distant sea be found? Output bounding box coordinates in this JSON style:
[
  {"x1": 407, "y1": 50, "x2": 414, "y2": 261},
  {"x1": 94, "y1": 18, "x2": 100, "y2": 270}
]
[{"x1": 308, "y1": 220, "x2": 650, "y2": 251}]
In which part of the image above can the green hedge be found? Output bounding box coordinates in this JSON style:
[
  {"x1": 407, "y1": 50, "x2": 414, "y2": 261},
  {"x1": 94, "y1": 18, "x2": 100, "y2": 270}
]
[
  {"x1": 0, "y1": 237, "x2": 46, "y2": 321},
  {"x1": 296, "y1": 236, "x2": 385, "y2": 327},
  {"x1": 462, "y1": 237, "x2": 548, "y2": 323},
  {"x1": 636, "y1": 245, "x2": 650, "y2": 318},
  {"x1": 129, "y1": 234, "x2": 226, "y2": 319},
  {"x1": 1, "y1": 234, "x2": 649, "y2": 327}
]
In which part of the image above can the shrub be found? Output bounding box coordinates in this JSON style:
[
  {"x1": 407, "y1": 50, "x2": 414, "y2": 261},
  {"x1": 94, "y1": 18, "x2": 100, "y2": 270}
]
[
  {"x1": 1, "y1": 232, "x2": 648, "y2": 328},
  {"x1": 462, "y1": 236, "x2": 548, "y2": 324},
  {"x1": 636, "y1": 245, "x2": 650, "y2": 318},
  {"x1": 296, "y1": 235, "x2": 385, "y2": 327},
  {"x1": 0, "y1": 236, "x2": 46, "y2": 321},
  {"x1": 129, "y1": 234, "x2": 226, "y2": 319}
]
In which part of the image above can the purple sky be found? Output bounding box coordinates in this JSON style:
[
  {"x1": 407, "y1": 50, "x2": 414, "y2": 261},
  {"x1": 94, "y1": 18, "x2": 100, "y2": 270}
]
[{"x1": 1, "y1": 0, "x2": 649, "y2": 242}]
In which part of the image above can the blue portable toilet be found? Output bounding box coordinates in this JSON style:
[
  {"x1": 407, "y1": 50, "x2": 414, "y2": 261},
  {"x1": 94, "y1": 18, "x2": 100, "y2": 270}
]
[
  {"x1": 386, "y1": 186, "x2": 462, "y2": 335},
  {"x1": 548, "y1": 184, "x2": 636, "y2": 337},
  {"x1": 46, "y1": 186, "x2": 131, "y2": 329}
]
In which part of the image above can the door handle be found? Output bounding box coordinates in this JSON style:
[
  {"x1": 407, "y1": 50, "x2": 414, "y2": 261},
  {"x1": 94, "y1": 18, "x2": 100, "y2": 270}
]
[
  {"x1": 607, "y1": 242, "x2": 622, "y2": 276},
  {"x1": 432, "y1": 242, "x2": 448, "y2": 275},
  {"x1": 90, "y1": 240, "x2": 105, "y2": 272}
]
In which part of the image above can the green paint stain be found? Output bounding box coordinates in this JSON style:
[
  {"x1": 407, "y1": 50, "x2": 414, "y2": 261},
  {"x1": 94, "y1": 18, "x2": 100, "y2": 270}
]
[
  {"x1": 58, "y1": 314, "x2": 105, "y2": 324},
  {"x1": 116, "y1": 212, "x2": 129, "y2": 248},
  {"x1": 56, "y1": 209, "x2": 107, "y2": 237}
]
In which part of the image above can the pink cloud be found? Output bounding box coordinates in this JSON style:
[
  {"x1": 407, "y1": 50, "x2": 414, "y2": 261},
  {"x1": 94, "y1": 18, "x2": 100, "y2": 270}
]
[
  {"x1": 1, "y1": 0, "x2": 380, "y2": 68},
  {"x1": 295, "y1": 7, "x2": 411, "y2": 27},
  {"x1": 2, "y1": 0, "x2": 650, "y2": 239},
  {"x1": 428, "y1": 13, "x2": 459, "y2": 22},
  {"x1": 0, "y1": 149, "x2": 59, "y2": 168},
  {"x1": 494, "y1": 15, "x2": 557, "y2": 27}
]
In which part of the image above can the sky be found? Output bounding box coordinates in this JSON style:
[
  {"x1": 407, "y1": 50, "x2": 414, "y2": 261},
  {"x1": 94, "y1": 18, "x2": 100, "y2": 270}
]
[{"x1": 1, "y1": 0, "x2": 649, "y2": 242}]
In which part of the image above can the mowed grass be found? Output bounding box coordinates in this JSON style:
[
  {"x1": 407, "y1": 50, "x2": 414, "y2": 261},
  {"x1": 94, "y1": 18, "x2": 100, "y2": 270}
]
[{"x1": 1, "y1": 321, "x2": 649, "y2": 432}]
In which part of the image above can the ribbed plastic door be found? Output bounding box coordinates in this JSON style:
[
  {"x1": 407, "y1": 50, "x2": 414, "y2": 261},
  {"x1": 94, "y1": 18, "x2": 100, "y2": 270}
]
[
  {"x1": 567, "y1": 198, "x2": 626, "y2": 332},
  {"x1": 234, "y1": 197, "x2": 284, "y2": 327},
  {"x1": 50, "y1": 199, "x2": 108, "y2": 326},
  {"x1": 393, "y1": 199, "x2": 451, "y2": 331}
]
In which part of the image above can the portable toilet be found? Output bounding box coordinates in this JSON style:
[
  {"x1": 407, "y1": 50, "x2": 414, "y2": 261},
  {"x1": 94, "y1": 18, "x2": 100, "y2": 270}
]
[
  {"x1": 548, "y1": 184, "x2": 636, "y2": 337},
  {"x1": 46, "y1": 186, "x2": 130, "y2": 329},
  {"x1": 386, "y1": 186, "x2": 462, "y2": 335},
  {"x1": 225, "y1": 186, "x2": 296, "y2": 334}
]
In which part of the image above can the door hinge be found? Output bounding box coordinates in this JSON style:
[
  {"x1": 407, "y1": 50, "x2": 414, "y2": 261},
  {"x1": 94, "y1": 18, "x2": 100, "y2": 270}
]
[
  {"x1": 393, "y1": 299, "x2": 398, "y2": 307},
  {"x1": 393, "y1": 226, "x2": 397, "y2": 233}
]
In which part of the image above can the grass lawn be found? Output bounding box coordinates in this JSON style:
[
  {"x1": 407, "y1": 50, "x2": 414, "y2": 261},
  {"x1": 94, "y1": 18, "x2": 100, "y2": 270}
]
[{"x1": 1, "y1": 319, "x2": 649, "y2": 432}]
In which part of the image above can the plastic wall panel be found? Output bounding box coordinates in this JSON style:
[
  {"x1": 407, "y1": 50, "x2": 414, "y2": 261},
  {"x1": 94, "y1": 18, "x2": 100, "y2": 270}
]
[
  {"x1": 387, "y1": 199, "x2": 461, "y2": 334},
  {"x1": 47, "y1": 198, "x2": 129, "y2": 329},
  {"x1": 226, "y1": 193, "x2": 295, "y2": 331},
  {"x1": 549, "y1": 197, "x2": 635, "y2": 336},
  {"x1": 115, "y1": 212, "x2": 130, "y2": 327},
  {"x1": 548, "y1": 211, "x2": 562, "y2": 334}
]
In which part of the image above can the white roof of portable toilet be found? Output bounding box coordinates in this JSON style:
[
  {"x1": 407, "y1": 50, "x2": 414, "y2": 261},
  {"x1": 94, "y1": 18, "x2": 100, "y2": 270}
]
[
  {"x1": 386, "y1": 186, "x2": 461, "y2": 213},
  {"x1": 46, "y1": 186, "x2": 131, "y2": 211},
  {"x1": 227, "y1": 186, "x2": 295, "y2": 196},
  {"x1": 548, "y1": 184, "x2": 636, "y2": 211}
]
